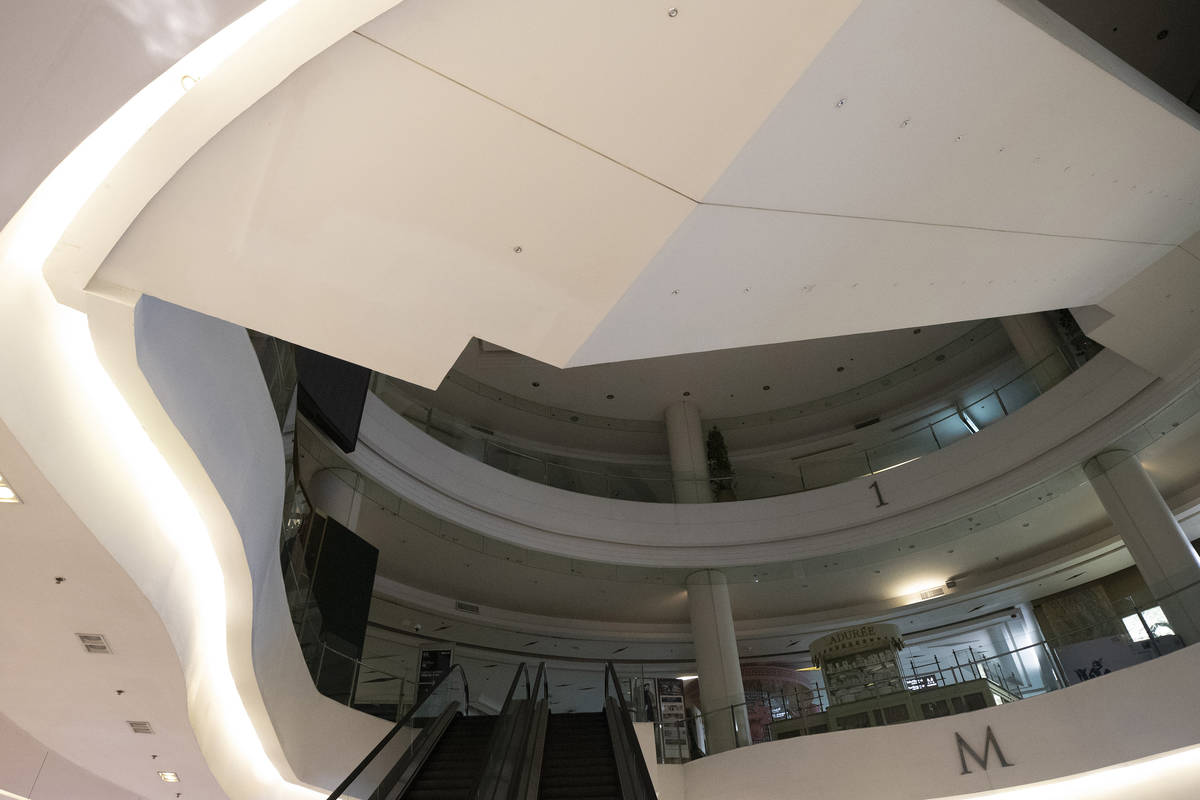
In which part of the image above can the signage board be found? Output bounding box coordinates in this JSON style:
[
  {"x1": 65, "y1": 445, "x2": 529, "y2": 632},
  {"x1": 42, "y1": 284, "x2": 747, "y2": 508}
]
[{"x1": 416, "y1": 647, "x2": 453, "y2": 703}]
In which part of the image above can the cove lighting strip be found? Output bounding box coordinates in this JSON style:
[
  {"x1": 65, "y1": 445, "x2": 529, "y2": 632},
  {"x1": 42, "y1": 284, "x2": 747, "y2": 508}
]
[{"x1": 0, "y1": 1, "x2": 325, "y2": 798}]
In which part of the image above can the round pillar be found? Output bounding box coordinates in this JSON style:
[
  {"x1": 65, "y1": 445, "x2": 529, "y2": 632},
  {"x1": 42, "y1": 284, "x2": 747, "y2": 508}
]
[
  {"x1": 1085, "y1": 450, "x2": 1200, "y2": 644},
  {"x1": 1001, "y1": 313, "x2": 1071, "y2": 390},
  {"x1": 665, "y1": 401, "x2": 710, "y2": 504},
  {"x1": 686, "y1": 570, "x2": 749, "y2": 753}
]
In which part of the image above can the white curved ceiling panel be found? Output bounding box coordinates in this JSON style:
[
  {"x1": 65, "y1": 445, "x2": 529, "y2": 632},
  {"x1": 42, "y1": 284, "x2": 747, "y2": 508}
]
[
  {"x1": 96, "y1": 33, "x2": 693, "y2": 387},
  {"x1": 704, "y1": 0, "x2": 1200, "y2": 243},
  {"x1": 359, "y1": 0, "x2": 863, "y2": 199},
  {"x1": 568, "y1": 204, "x2": 1171, "y2": 366}
]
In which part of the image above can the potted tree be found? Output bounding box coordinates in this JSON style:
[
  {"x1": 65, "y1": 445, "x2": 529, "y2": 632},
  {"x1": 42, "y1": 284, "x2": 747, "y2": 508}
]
[{"x1": 706, "y1": 426, "x2": 737, "y2": 502}]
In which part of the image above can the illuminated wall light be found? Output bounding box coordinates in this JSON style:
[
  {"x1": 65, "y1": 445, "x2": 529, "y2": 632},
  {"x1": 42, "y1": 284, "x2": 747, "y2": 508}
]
[
  {"x1": 0, "y1": 473, "x2": 20, "y2": 503},
  {"x1": 0, "y1": 1, "x2": 332, "y2": 797},
  {"x1": 872, "y1": 456, "x2": 920, "y2": 475}
]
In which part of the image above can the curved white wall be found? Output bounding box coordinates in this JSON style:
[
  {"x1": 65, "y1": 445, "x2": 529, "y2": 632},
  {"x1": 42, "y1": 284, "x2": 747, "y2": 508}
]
[
  {"x1": 644, "y1": 643, "x2": 1200, "y2": 800},
  {"x1": 132, "y1": 296, "x2": 391, "y2": 793},
  {"x1": 342, "y1": 349, "x2": 1195, "y2": 566}
]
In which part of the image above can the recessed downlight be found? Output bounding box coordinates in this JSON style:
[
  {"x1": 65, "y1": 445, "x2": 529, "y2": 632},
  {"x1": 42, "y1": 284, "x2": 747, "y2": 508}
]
[{"x1": 157, "y1": 771, "x2": 181, "y2": 783}]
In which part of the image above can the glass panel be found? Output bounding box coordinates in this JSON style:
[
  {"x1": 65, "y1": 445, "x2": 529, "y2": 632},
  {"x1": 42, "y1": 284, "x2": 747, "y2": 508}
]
[
  {"x1": 962, "y1": 392, "x2": 1005, "y2": 428},
  {"x1": 931, "y1": 413, "x2": 973, "y2": 447},
  {"x1": 996, "y1": 371, "x2": 1040, "y2": 414},
  {"x1": 800, "y1": 452, "x2": 871, "y2": 489},
  {"x1": 866, "y1": 427, "x2": 937, "y2": 472}
]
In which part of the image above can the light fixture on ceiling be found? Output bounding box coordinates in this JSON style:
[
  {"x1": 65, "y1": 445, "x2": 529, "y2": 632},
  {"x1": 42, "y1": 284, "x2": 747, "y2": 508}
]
[
  {"x1": 676, "y1": 675, "x2": 698, "y2": 681},
  {"x1": 0, "y1": 473, "x2": 21, "y2": 503},
  {"x1": 958, "y1": 408, "x2": 980, "y2": 433},
  {"x1": 795, "y1": 666, "x2": 820, "y2": 672},
  {"x1": 157, "y1": 771, "x2": 181, "y2": 783}
]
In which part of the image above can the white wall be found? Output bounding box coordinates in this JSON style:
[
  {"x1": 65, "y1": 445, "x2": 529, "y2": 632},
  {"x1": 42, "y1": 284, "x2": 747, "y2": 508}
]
[
  {"x1": 132, "y1": 296, "x2": 392, "y2": 794},
  {"x1": 638, "y1": 643, "x2": 1200, "y2": 800}
]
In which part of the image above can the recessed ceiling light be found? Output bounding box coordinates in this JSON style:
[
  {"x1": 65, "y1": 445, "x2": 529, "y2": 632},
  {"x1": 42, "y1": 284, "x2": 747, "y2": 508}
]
[
  {"x1": 676, "y1": 674, "x2": 698, "y2": 681},
  {"x1": 157, "y1": 771, "x2": 181, "y2": 783},
  {"x1": 0, "y1": 473, "x2": 20, "y2": 504},
  {"x1": 762, "y1": 385, "x2": 771, "y2": 391}
]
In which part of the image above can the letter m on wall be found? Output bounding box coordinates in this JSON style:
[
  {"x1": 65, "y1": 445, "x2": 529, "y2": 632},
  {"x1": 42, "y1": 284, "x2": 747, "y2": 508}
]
[{"x1": 955, "y1": 726, "x2": 1014, "y2": 775}]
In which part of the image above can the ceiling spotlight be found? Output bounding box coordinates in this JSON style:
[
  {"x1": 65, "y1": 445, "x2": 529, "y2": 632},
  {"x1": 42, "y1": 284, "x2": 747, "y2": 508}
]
[{"x1": 157, "y1": 771, "x2": 181, "y2": 783}]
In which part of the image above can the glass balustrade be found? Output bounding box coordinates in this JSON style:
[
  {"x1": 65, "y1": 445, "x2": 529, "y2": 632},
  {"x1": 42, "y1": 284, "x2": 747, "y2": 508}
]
[{"x1": 375, "y1": 349, "x2": 1075, "y2": 503}]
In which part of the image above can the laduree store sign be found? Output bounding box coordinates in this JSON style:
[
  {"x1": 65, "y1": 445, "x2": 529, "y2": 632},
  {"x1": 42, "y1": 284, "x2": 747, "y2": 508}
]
[{"x1": 811, "y1": 623, "x2": 903, "y2": 665}]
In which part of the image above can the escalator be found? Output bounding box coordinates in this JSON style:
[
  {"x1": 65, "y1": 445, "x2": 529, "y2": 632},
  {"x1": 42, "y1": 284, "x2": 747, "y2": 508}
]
[
  {"x1": 404, "y1": 714, "x2": 496, "y2": 800},
  {"x1": 329, "y1": 661, "x2": 656, "y2": 800},
  {"x1": 538, "y1": 712, "x2": 621, "y2": 800}
]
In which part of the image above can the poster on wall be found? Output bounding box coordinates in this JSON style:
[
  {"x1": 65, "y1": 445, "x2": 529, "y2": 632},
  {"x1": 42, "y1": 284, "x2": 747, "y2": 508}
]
[
  {"x1": 417, "y1": 647, "x2": 454, "y2": 703},
  {"x1": 657, "y1": 678, "x2": 687, "y2": 762},
  {"x1": 1055, "y1": 637, "x2": 1152, "y2": 685}
]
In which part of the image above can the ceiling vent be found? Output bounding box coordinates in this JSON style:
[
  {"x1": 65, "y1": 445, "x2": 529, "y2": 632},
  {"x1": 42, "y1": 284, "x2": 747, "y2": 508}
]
[
  {"x1": 919, "y1": 586, "x2": 947, "y2": 600},
  {"x1": 455, "y1": 600, "x2": 480, "y2": 614},
  {"x1": 76, "y1": 633, "x2": 112, "y2": 654},
  {"x1": 127, "y1": 721, "x2": 155, "y2": 734}
]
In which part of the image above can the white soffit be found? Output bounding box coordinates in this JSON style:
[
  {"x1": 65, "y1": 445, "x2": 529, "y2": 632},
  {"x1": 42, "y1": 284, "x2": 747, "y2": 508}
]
[
  {"x1": 359, "y1": 0, "x2": 863, "y2": 200},
  {"x1": 567, "y1": 205, "x2": 1171, "y2": 365},
  {"x1": 704, "y1": 0, "x2": 1200, "y2": 242},
  {"x1": 95, "y1": 34, "x2": 693, "y2": 387},
  {"x1": 568, "y1": 0, "x2": 1200, "y2": 366}
]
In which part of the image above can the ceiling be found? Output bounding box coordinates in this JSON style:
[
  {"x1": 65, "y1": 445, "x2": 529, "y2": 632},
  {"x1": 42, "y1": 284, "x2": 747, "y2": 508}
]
[
  {"x1": 0, "y1": 421, "x2": 227, "y2": 799},
  {"x1": 92, "y1": 0, "x2": 1200, "y2": 391},
  {"x1": 437, "y1": 320, "x2": 982, "y2": 421}
]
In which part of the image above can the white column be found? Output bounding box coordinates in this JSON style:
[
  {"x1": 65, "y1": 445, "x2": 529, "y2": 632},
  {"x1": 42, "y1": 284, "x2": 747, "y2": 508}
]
[
  {"x1": 1085, "y1": 450, "x2": 1200, "y2": 645},
  {"x1": 1001, "y1": 313, "x2": 1070, "y2": 390},
  {"x1": 1015, "y1": 602, "x2": 1059, "y2": 691},
  {"x1": 686, "y1": 570, "x2": 749, "y2": 753},
  {"x1": 665, "y1": 400, "x2": 710, "y2": 504}
]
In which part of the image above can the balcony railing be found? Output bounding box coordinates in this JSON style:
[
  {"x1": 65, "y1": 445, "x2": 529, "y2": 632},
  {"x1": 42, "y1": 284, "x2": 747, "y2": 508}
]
[{"x1": 375, "y1": 349, "x2": 1073, "y2": 503}]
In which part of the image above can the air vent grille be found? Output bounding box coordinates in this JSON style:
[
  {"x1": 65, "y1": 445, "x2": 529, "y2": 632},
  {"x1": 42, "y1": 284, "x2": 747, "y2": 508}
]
[
  {"x1": 455, "y1": 600, "x2": 480, "y2": 614},
  {"x1": 76, "y1": 633, "x2": 112, "y2": 654},
  {"x1": 127, "y1": 721, "x2": 155, "y2": 734},
  {"x1": 919, "y1": 586, "x2": 946, "y2": 600}
]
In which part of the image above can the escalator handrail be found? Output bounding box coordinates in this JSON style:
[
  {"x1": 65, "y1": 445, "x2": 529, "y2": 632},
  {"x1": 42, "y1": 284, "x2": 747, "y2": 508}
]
[
  {"x1": 327, "y1": 663, "x2": 470, "y2": 800},
  {"x1": 475, "y1": 661, "x2": 549, "y2": 800},
  {"x1": 603, "y1": 662, "x2": 657, "y2": 800}
]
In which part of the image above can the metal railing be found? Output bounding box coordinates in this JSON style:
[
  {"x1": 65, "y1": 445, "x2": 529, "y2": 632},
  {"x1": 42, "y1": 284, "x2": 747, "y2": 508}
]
[
  {"x1": 604, "y1": 662, "x2": 658, "y2": 800},
  {"x1": 378, "y1": 349, "x2": 1073, "y2": 503},
  {"x1": 646, "y1": 583, "x2": 1198, "y2": 764},
  {"x1": 327, "y1": 663, "x2": 470, "y2": 800}
]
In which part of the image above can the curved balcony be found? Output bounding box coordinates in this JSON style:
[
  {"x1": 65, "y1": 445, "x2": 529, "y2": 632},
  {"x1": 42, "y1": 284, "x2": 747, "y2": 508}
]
[{"x1": 375, "y1": 348, "x2": 1074, "y2": 504}]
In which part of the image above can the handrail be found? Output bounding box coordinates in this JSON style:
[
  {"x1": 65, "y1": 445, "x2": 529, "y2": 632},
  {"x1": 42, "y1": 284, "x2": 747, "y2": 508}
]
[
  {"x1": 327, "y1": 663, "x2": 470, "y2": 800},
  {"x1": 478, "y1": 662, "x2": 548, "y2": 800},
  {"x1": 603, "y1": 662, "x2": 657, "y2": 800},
  {"x1": 376, "y1": 346, "x2": 1075, "y2": 502}
]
